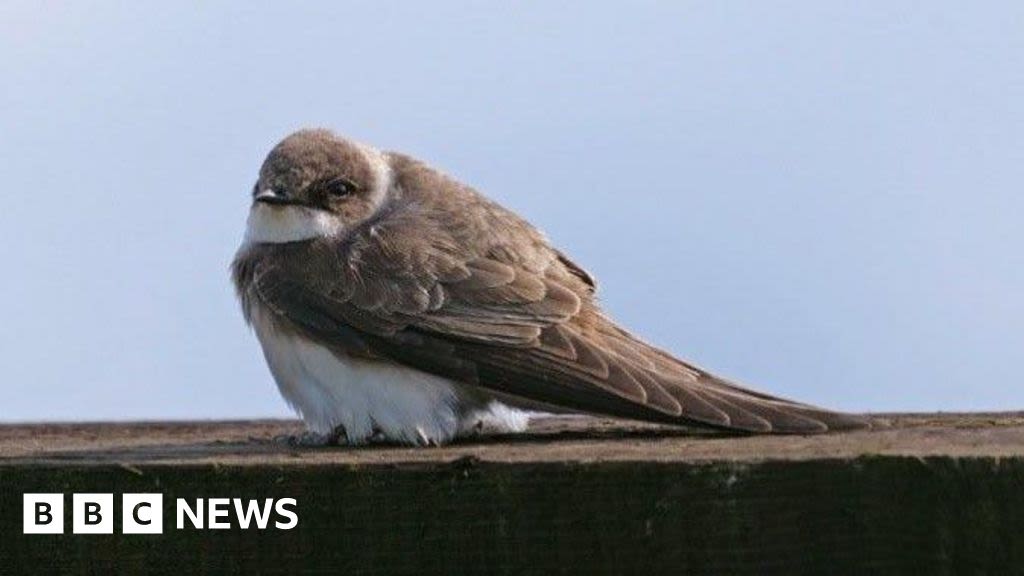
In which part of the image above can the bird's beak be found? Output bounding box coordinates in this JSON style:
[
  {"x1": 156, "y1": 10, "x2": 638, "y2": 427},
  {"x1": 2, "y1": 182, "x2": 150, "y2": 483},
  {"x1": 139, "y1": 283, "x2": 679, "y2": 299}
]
[{"x1": 254, "y1": 188, "x2": 298, "y2": 206}]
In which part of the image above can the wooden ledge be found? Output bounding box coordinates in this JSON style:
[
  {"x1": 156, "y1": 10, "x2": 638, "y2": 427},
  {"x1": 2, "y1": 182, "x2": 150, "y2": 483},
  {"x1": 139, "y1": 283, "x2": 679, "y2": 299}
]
[
  {"x1": 3, "y1": 413, "x2": 1024, "y2": 574},
  {"x1": 2, "y1": 412, "x2": 1023, "y2": 466}
]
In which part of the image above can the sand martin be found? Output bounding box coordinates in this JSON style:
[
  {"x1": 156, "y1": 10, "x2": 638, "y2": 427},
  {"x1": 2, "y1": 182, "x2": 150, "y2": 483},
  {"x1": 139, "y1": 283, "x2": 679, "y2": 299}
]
[{"x1": 232, "y1": 129, "x2": 870, "y2": 446}]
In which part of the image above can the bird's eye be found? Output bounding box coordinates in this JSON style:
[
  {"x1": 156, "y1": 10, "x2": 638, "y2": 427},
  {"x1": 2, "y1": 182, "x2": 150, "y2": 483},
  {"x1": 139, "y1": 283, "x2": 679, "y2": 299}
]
[{"x1": 325, "y1": 177, "x2": 356, "y2": 198}]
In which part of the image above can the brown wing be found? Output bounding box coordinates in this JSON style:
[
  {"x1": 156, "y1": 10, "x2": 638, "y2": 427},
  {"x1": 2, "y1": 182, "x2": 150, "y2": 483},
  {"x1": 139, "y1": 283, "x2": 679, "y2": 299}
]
[{"x1": 240, "y1": 175, "x2": 869, "y2": 433}]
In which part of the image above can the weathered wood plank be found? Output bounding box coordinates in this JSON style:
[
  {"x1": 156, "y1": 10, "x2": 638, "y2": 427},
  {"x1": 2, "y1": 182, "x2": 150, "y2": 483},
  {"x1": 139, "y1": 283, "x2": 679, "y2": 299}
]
[
  {"x1": 2, "y1": 412, "x2": 1023, "y2": 466},
  {"x1": 2, "y1": 414, "x2": 1023, "y2": 575}
]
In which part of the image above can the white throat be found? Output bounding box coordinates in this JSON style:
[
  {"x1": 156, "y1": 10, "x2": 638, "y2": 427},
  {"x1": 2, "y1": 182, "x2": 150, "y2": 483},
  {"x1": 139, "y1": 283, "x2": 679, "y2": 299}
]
[{"x1": 243, "y1": 204, "x2": 343, "y2": 245}]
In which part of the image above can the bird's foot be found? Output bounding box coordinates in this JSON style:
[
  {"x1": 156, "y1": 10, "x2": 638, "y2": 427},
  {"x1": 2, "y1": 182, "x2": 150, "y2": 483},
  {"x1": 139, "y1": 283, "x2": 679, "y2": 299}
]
[{"x1": 362, "y1": 427, "x2": 440, "y2": 447}]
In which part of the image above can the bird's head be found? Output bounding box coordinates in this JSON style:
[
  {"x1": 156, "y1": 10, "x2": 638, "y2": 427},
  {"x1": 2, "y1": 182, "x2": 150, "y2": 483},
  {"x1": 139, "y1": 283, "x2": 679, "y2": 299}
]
[{"x1": 244, "y1": 129, "x2": 392, "y2": 245}]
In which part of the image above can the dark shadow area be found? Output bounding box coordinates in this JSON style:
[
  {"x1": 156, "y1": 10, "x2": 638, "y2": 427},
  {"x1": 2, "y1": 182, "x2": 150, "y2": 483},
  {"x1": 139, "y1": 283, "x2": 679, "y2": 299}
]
[{"x1": 3, "y1": 456, "x2": 1023, "y2": 575}]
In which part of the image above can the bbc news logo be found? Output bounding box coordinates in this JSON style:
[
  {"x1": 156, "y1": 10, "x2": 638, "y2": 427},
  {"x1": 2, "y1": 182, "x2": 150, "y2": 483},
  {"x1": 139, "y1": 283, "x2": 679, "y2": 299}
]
[{"x1": 23, "y1": 494, "x2": 298, "y2": 534}]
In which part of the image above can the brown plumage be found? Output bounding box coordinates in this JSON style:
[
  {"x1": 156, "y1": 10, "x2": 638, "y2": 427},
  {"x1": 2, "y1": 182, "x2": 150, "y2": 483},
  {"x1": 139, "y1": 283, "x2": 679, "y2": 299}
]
[{"x1": 233, "y1": 129, "x2": 871, "y2": 444}]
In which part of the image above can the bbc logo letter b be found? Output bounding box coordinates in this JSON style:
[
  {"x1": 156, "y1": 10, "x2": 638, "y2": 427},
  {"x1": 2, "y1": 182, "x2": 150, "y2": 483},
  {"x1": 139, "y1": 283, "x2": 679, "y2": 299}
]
[
  {"x1": 73, "y1": 493, "x2": 114, "y2": 534},
  {"x1": 24, "y1": 494, "x2": 64, "y2": 534}
]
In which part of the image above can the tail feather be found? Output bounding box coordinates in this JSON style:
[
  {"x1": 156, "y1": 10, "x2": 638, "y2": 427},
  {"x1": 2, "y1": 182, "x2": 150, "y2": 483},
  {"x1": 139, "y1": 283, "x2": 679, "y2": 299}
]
[{"x1": 601, "y1": 326, "x2": 873, "y2": 434}]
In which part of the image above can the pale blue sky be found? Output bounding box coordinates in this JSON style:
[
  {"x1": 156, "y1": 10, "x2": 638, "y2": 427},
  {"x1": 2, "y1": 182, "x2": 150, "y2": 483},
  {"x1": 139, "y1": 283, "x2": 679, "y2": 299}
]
[{"x1": 1, "y1": 2, "x2": 1021, "y2": 421}]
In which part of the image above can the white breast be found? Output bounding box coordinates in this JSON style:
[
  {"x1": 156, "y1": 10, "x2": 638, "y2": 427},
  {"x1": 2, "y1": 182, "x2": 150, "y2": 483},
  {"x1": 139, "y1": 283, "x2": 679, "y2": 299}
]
[{"x1": 246, "y1": 302, "x2": 529, "y2": 445}]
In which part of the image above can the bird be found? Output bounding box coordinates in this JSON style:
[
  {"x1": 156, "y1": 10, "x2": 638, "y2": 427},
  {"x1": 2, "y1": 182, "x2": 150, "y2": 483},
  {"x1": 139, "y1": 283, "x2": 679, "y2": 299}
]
[{"x1": 232, "y1": 129, "x2": 871, "y2": 446}]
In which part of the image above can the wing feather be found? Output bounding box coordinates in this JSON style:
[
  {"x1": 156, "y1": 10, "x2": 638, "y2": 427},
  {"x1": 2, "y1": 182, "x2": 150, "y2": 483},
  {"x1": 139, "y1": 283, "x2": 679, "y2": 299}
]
[{"x1": 236, "y1": 168, "x2": 870, "y2": 434}]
